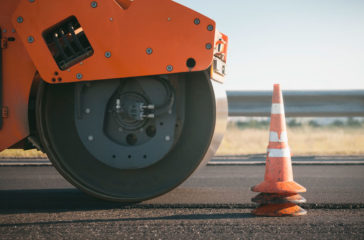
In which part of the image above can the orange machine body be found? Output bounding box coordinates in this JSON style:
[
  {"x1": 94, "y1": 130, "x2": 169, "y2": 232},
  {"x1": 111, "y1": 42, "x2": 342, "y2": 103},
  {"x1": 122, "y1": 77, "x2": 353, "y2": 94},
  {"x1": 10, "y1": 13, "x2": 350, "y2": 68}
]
[{"x1": 0, "y1": 0, "x2": 228, "y2": 150}]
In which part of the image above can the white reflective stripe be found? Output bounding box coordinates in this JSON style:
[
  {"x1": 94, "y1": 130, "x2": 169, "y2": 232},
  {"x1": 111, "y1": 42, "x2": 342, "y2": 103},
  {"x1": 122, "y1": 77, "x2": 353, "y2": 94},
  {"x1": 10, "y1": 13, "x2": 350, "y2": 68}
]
[
  {"x1": 268, "y1": 148, "x2": 291, "y2": 157},
  {"x1": 271, "y1": 103, "x2": 284, "y2": 114},
  {"x1": 269, "y1": 131, "x2": 288, "y2": 142}
]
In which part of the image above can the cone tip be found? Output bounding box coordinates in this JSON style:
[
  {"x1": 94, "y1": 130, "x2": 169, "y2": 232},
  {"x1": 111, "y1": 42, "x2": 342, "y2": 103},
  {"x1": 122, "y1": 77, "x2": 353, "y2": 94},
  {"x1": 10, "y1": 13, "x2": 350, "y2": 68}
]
[
  {"x1": 273, "y1": 84, "x2": 281, "y2": 91},
  {"x1": 272, "y1": 84, "x2": 283, "y2": 104}
]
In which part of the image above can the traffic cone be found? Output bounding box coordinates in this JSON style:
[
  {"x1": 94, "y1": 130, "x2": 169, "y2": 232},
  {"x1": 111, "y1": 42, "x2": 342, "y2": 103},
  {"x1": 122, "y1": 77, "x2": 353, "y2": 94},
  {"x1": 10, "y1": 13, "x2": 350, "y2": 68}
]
[{"x1": 251, "y1": 84, "x2": 307, "y2": 217}]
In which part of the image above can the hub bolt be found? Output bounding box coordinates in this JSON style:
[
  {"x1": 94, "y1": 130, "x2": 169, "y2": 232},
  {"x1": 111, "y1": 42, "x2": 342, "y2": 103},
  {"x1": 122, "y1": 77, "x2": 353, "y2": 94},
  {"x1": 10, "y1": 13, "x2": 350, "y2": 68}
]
[
  {"x1": 126, "y1": 134, "x2": 138, "y2": 146},
  {"x1": 27, "y1": 36, "x2": 34, "y2": 43},
  {"x1": 17, "y1": 16, "x2": 23, "y2": 23},
  {"x1": 91, "y1": 1, "x2": 98, "y2": 8},
  {"x1": 105, "y1": 51, "x2": 111, "y2": 58},
  {"x1": 146, "y1": 48, "x2": 153, "y2": 55},
  {"x1": 166, "y1": 65, "x2": 173, "y2": 72}
]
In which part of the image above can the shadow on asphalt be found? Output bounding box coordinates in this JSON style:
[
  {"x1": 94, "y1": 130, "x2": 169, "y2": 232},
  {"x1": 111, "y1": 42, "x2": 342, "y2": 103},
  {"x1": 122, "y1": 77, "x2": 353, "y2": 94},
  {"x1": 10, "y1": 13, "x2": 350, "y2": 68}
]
[
  {"x1": 0, "y1": 189, "x2": 257, "y2": 214},
  {"x1": 0, "y1": 189, "x2": 139, "y2": 213},
  {"x1": 0, "y1": 212, "x2": 254, "y2": 227}
]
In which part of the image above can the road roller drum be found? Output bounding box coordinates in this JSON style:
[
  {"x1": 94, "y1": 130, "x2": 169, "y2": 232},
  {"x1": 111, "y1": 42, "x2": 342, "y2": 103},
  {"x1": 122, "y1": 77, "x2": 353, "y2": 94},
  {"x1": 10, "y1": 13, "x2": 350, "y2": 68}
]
[{"x1": 0, "y1": 0, "x2": 228, "y2": 202}]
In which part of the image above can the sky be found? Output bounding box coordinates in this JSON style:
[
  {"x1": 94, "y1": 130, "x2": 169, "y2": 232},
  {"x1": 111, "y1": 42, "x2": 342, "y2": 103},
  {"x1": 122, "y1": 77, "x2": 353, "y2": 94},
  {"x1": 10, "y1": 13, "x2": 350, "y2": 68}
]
[{"x1": 176, "y1": 0, "x2": 364, "y2": 90}]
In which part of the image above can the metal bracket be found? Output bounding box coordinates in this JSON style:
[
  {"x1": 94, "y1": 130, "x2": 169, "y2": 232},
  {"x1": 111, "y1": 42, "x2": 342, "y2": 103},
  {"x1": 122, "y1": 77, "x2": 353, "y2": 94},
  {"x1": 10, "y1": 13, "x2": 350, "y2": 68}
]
[
  {"x1": 0, "y1": 28, "x2": 3, "y2": 128},
  {"x1": 0, "y1": 37, "x2": 7, "y2": 49},
  {"x1": 2, "y1": 107, "x2": 8, "y2": 118},
  {"x1": 0, "y1": 38, "x2": 7, "y2": 49}
]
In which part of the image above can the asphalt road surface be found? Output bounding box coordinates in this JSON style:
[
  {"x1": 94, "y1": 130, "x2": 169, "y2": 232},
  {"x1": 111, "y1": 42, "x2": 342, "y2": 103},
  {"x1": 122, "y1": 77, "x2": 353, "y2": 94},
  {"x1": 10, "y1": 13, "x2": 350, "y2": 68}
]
[{"x1": 0, "y1": 161, "x2": 363, "y2": 239}]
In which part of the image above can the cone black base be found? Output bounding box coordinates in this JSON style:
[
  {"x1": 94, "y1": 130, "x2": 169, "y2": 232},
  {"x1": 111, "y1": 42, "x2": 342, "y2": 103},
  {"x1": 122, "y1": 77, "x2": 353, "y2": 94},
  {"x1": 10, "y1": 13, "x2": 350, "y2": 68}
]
[
  {"x1": 252, "y1": 202, "x2": 307, "y2": 217},
  {"x1": 252, "y1": 193, "x2": 306, "y2": 204},
  {"x1": 251, "y1": 193, "x2": 307, "y2": 217}
]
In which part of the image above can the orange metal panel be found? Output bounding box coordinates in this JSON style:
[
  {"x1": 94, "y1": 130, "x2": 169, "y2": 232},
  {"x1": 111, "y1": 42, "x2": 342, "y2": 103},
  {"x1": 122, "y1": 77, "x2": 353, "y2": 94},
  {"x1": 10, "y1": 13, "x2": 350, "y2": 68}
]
[
  {"x1": 12, "y1": 0, "x2": 216, "y2": 84},
  {"x1": 0, "y1": 0, "x2": 36, "y2": 151}
]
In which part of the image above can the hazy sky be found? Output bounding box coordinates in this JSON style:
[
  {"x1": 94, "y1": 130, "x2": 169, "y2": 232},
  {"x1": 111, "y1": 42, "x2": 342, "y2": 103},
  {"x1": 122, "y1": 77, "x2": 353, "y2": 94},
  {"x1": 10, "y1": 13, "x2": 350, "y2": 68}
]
[{"x1": 176, "y1": 0, "x2": 364, "y2": 90}]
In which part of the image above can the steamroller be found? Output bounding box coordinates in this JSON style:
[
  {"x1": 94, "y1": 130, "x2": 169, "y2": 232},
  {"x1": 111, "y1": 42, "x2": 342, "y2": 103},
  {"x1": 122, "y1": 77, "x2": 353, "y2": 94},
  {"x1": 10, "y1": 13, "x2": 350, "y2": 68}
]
[{"x1": 0, "y1": 0, "x2": 228, "y2": 202}]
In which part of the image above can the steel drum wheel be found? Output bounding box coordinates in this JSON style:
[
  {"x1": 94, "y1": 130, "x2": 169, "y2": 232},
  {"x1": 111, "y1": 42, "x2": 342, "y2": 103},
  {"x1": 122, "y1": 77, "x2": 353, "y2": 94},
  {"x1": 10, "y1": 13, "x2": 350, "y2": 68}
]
[{"x1": 36, "y1": 71, "x2": 218, "y2": 202}]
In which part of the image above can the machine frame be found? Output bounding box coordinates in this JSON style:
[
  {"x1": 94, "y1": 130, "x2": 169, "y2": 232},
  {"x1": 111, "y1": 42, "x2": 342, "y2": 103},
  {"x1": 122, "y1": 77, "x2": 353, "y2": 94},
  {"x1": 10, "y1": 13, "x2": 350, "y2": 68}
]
[{"x1": 0, "y1": 0, "x2": 228, "y2": 151}]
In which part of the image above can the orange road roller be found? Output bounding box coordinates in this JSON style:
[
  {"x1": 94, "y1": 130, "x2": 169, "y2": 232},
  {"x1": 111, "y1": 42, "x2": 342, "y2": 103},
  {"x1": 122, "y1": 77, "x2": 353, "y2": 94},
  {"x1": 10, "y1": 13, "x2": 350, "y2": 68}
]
[{"x1": 0, "y1": 0, "x2": 228, "y2": 202}]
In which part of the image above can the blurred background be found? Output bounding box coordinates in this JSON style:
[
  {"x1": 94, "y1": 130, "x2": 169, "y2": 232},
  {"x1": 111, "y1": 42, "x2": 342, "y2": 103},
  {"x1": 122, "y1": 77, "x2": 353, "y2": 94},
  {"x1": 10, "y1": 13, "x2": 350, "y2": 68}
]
[
  {"x1": 177, "y1": 0, "x2": 364, "y2": 157},
  {"x1": 177, "y1": 0, "x2": 364, "y2": 90},
  {"x1": 1, "y1": 0, "x2": 363, "y2": 158}
]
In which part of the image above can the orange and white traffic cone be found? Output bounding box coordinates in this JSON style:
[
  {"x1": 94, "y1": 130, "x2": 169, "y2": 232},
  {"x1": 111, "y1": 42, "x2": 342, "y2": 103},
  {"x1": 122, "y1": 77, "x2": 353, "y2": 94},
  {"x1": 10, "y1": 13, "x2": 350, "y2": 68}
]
[{"x1": 251, "y1": 84, "x2": 307, "y2": 217}]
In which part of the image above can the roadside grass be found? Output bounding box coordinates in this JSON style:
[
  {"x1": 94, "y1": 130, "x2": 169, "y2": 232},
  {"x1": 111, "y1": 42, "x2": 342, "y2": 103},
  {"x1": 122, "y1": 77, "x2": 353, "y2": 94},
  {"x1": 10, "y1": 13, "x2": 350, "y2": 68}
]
[
  {"x1": 216, "y1": 125, "x2": 364, "y2": 156},
  {"x1": 0, "y1": 149, "x2": 46, "y2": 158},
  {"x1": 1, "y1": 125, "x2": 363, "y2": 158}
]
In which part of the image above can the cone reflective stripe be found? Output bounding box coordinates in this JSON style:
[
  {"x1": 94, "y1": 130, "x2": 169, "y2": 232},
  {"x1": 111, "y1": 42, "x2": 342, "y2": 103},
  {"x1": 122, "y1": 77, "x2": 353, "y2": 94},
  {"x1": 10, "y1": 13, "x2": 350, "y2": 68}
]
[
  {"x1": 268, "y1": 148, "x2": 291, "y2": 158},
  {"x1": 269, "y1": 131, "x2": 288, "y2": 143},
  {"x1": 271, "y1": 103, "x2": 285, "y2": 114},
  {"x1": 251, "y1": 84, "x2": 307, "y2": 217}
]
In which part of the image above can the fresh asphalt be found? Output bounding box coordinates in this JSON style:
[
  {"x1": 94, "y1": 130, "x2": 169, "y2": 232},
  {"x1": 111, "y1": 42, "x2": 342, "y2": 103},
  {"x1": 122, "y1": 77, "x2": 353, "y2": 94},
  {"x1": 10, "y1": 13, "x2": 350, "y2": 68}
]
[{"x1": 0, "y1": 157, "x2": 363, "y2": 239}]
